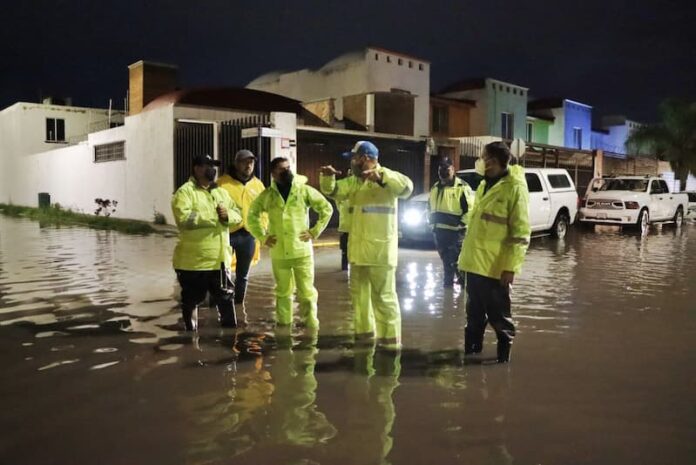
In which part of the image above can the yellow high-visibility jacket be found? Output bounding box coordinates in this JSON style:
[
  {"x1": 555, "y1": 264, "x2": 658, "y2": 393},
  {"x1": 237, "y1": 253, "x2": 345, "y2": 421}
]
[
  {"x1": 458, "y1": 165, "x2": 531, "y2": 279},
  {"x1": 428, "y1": 177, "x2": 475, "y2": 230},
  {"x1": 218, "y1": 174, "x2": 266, "y2": 266},
  {"x1": 171, "y1": 178, "x2": 242, "y2": 271},
  {"x1": 320, "y1": 165, "x2": 413, "y2": 267},
  {"x1": 247, "y1": 175, "x2": 333, "y2": 261}
]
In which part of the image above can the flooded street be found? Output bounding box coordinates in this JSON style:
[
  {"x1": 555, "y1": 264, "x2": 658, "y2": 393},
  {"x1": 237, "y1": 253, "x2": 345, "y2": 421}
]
[{"x1": 0, "y1": 215, "x2": 694, "y2": 465}]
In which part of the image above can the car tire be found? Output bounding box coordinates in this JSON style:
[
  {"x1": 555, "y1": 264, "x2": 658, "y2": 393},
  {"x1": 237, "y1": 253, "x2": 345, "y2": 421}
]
[
  {"x1": 673, "y1": 207, "x2": 684, "y2": 228},
  {"x1": 550, "y1": 212, "x2": 569, "y2": 239},
  {"x1": 635, "y1": 208, "x2": 649, "y2": 234}
]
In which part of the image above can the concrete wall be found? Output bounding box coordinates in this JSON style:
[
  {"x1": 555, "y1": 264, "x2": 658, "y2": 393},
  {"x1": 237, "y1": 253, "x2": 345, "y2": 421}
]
[
  {"x1": 365, "y1": 50, "x2": 430, "y2": 137},
  {"x1": 1, "y1": 100, "x2": 298, "y2": 225},
  {"x1": 527, "y1": 118, "x2": 551, "y2": 144},
  {"x1": 0, "y1": 105, "x2": 175, "y2": 223},
  {"x1": 247, "y1": 48, "x2": 429, "y2": 137},
  {"x1": 439, "y1": 79, "x2": 528, "y2": 139},
  {"x1": 0, "y1": 102, "x2": 121, "y2": 156},
  {"x1": 563, "y1": 101, "x2": 592, "y2": 150},
  {"x1": 485, "y1": 80, "x2": 528, "y2": 139},
  {"x1": 547, "y1": 107, "x2": 565, "y2": 147}
]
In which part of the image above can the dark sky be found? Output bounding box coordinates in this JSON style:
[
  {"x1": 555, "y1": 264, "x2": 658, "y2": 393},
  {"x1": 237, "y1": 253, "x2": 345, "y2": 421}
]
[{"x1": 2, "y1": 0, "x2": 695, "y2": 122}]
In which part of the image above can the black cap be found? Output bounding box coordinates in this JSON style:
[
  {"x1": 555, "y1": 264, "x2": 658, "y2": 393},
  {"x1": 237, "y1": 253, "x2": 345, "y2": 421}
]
[
  {"x1": 438, "y1": 158, "x2": 453, "y2": 168},
  {"x1": 192, "y1": 154, "x2": 221, "y2": 166}
]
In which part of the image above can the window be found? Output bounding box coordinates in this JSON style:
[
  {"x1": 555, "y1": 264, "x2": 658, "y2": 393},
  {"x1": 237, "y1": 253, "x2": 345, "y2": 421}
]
[
  {"x1": 419, "y1": 63, "x2": 423, "y2": 70},
  {"x1": 547, "y1": 174, "x2": 572, "y2": 189},
  {"x1": 432, "y1": 106, "x2": 449, "y2": 133},
  {"x1": 573, "y1": 127, "x2": 583, "y2": 149},
  {"x1": 602, "y1": 179, "x2": 649, "y2": 192},
  {"x1": 46, "y1": 118, "x2": 65, "y2": 142},
  {"x1": 501, "y1": 112, "x2": 514, "y2": 139},
  {"x1": 525, "y1": 173, "x2": 543, "y2": 193},
  {"x1": 94, "y1": 141, "x2": 125, "y2": 163},
  {"x1": 387, "y1": 56, "x2": 392, "y2": 63},
  {"x1": 375, "y1": 53, "x2": 379, "y2": 60},
  {"x1": 650, "y1": 181, "x2": 663, "y2": 194},
  {"x1": 513, "y1": 89, "x2": 517, "y2": 95},
  {"x1": 398, "y1": 58, "x2": 403, "y2": 65},
  {"x1": 526, "y1": 122, "x2": 534, "y2": 142},
  {"x1": 506, "y1": 86, "x2": 511, "y2": 93},
  {"x1": 659, "y1": 180, "x2": 670, "y2": 193},
  {"x1": 408, "y1": 61, "x2": 413, "y2": 68}
]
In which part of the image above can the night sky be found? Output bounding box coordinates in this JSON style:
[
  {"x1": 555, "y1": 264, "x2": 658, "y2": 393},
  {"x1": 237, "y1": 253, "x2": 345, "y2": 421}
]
[{"x1": 2, "y1": 0, "x2": 694, "y2": 122}]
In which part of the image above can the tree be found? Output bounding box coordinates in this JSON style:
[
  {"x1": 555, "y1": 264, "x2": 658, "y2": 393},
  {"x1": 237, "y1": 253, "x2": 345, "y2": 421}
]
[{"x1": 626, "y1": 99, "x2": 696, "y2": 190}]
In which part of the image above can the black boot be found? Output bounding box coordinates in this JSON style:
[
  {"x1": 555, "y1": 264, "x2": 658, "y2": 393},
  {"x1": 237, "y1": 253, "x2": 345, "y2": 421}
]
[
  {"x1": 182, "y1": 306, "x2": 198, "y2": 332},
  {"x1": 464, "y1": 328, "x2": 483, "y2": 355},
  {"x1": 218, "y1": 300, "x2": 238, "y2": 328},
  {"x1": 497, "y1": 340, "x2": 512, "y2": 363}
]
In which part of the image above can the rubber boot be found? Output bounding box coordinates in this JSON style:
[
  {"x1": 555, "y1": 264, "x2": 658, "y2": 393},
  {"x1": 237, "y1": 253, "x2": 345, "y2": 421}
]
[
  {"x1": 182, "y1": 305, "x2": 198, "y2": 332},
  {"x1": 464, "y1": 328, "x2": 483, "y2": 355},
  {"x1": 218, "y1": 299, "x2": 238, "y2": 328},
  {"x1": 497, "y1": 340, "x2": 512, "y2": 363}
]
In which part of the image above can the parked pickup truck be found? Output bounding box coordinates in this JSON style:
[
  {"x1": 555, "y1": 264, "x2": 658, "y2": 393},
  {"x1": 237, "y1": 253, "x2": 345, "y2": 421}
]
[
  {"x1": 579, "y1": 176, "x2": 689, "y2": 232},
  {"x1": 399, "y1": 167, "x2": 579, "y2": 245}
]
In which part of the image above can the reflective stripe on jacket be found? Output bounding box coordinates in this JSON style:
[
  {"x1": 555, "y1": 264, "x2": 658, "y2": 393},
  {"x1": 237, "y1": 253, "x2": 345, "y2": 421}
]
[
  {"x1": 320, "y1": 165, "x2": 414, "y2": 267},
  {"x1": 428, "y1": 177, "x2": 475, "y2": 231}
]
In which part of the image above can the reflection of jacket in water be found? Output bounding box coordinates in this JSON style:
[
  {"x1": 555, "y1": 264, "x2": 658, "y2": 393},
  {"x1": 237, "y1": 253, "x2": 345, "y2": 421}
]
[
  {"x1": 333, "y1": 347, "x2": 401, "y2": 465},
  {"x1": 265, "y1": 338, "x2": 337, "y2": 446}
]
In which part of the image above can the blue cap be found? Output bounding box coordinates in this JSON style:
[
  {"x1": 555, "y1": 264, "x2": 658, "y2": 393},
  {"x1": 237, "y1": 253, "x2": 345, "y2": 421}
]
[{"x1": 351, "y1": 141, "x2": 379, "y2": 159}]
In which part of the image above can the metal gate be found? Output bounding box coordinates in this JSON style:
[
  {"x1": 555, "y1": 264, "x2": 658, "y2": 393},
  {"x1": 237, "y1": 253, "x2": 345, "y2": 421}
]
[
  {"x1": 219, "y1": 115, "x2": 272, "y2": 186},
  {"x1": 174, "y1": 122, "x2": 214, "y2": 190}
]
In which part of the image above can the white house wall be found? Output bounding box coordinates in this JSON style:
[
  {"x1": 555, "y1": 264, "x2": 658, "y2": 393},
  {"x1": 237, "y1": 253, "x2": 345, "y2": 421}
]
[
  {"x1": 247, "y1": 48, "x2": 429, "y2": 137},
  {"x1": 1, "y1": 104, "x2": 175, "y2": 224}
]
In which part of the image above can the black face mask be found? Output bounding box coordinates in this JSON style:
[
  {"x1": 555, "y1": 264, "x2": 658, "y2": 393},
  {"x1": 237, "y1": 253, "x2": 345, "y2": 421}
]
[
  {"x1": 204, "y1": 167, "x2": 217, "y2": 182},
  {"x1": 277, "y1": 169, "x2": 294, "y2": 185}
]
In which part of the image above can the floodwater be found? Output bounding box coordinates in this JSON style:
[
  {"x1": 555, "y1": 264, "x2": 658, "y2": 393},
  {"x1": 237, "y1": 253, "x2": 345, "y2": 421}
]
[{"x1": 0, "y1": 215, "x2": 694, "y2": 465}]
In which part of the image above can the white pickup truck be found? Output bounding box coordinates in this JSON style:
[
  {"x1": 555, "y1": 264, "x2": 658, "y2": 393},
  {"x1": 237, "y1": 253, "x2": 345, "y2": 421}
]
[
  {"x1": 579, "y1": 176, "x2": 689, "y2": 232},
  {"x1": 400, "y1": 167, "x2": 579, "y2": 243}
]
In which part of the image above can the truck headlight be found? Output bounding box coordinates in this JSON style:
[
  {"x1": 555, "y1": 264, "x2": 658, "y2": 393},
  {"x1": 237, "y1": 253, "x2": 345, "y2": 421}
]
[
  {"x1": 403, "y1": 208, "x2": 423, "y2": 226},
  {"x1": 625, "y1": 201, "x2": 640, "y2": 209}
]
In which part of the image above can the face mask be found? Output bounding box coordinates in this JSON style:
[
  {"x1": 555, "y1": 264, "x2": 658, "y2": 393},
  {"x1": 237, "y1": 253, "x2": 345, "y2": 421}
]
[
  {"x1": 474, "y1": 158, "x2": 487, "y2": 176},
  {"x1": 439, "y1": 168, "x2": 452, "y2": 180},
  {"x1": 278, "y1": 169, "x2": 294, "y2": 185},
  {"x1": 204, "y1": 167, "x2": 217, "y2": 182}
]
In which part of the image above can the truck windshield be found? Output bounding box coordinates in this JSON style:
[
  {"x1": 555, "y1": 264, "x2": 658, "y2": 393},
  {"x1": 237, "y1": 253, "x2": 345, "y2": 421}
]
[{"x1": 600, "y1": 179, "x2": 648, "y2": 192}]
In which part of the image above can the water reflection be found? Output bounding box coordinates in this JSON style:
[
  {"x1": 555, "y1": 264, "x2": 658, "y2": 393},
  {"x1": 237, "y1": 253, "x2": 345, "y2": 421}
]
[{"x1": 1, "y1": 217, "x2": 695, "y2": 465}]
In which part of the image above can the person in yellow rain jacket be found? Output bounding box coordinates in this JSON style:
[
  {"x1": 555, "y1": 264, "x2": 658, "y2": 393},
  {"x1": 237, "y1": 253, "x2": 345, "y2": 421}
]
[
  {"x1": 218, "y1": 149, "x2": 266, "y2": 306},
  {"x1": 428, "y1": 157, "x2": 475, "y2": 288},
  {"x1": 458, "y1": 142, "x2": 531, "y2": 363},
  {"x1": 172, "y1": 154, "x2": 243, "y2": 331},
  {"x1": 320, "y1": 141, "x2": 414, "y2": 349},
  {"x1": 247, "y1": 157, "x2": 333, "y2": 329}
]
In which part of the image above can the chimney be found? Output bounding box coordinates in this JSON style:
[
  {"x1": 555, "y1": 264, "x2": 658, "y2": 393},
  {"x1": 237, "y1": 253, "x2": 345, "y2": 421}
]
[{"x1": 128, "y1": 60, "x2": 178, "y2": 115}]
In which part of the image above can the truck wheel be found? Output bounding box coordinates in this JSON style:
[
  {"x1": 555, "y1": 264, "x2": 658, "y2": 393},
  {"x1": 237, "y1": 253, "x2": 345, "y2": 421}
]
[
  {"x1": 635, "y1": 209, "x2": 649, "y2": 234},
  {"x1": 673, "y1": 207, "x2": 684, "y2": 228},
  {"x1": 551, "y1": 212, "x2": 569, "y2": 239}
]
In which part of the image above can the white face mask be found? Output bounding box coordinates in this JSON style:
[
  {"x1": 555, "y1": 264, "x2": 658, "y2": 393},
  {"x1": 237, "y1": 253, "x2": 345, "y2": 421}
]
[{"x1": 474, "y1": 157, "x2": 487, "y2": 176}]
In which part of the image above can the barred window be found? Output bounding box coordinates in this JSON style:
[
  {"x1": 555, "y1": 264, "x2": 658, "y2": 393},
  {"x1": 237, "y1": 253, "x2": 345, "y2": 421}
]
[{"x1": 94, "y1": 141, "x2": 125, "y2": 163}]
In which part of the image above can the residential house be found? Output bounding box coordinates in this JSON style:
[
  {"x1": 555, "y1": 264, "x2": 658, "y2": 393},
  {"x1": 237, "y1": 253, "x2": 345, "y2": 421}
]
[
  {"x1": 527, "y1": 98, "x2": 592, "y2": 150},
  {"x1": 247, "y1": 47, "x2": 431, "y2": 137}
]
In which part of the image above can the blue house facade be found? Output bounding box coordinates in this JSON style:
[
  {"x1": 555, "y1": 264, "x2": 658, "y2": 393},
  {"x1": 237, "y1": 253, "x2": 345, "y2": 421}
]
[{"x1": 528, "y1": 98, "x2": 592, "y2": 150}]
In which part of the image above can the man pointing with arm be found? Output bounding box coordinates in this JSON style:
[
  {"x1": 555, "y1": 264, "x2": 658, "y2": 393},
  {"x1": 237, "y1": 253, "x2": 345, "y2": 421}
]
[{"x1": 320, "y1": 141, "x2": 413, "y2": 350}]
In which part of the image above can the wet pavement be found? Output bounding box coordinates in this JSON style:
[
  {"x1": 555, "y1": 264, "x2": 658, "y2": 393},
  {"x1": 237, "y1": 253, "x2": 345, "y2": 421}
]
[{"x1": 0, "y1": 215, "x2": 695, "y2": 465}]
